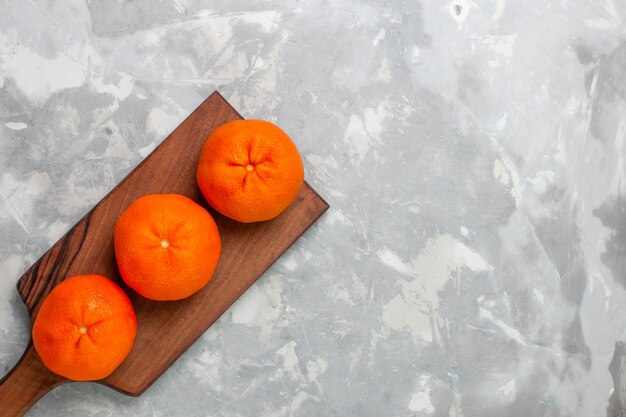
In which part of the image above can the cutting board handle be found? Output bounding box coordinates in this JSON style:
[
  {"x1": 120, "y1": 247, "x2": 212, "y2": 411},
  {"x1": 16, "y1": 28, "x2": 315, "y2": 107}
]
[{"x1": 0, "y1": 343, "x2": 66, "y2": 417}]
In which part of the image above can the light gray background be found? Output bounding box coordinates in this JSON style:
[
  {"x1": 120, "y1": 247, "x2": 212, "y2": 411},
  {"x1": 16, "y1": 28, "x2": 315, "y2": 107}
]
[{"x1": 1, "y1": 0, "x2": 626, "y2": 416}]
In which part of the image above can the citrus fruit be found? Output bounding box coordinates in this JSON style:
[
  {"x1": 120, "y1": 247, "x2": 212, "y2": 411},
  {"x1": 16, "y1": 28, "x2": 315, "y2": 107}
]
[
  {"x1": 196, "y1": 119, "x2": 305, "y2": 223},
  {"x1": 32, "y1": 274, "x2": 137, "y2": 381},
  {"x1": 113, "y1": 193, "x2": 221, "y2": 301}
]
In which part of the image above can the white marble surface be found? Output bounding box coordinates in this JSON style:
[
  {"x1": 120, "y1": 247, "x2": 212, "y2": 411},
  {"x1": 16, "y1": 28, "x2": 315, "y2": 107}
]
[{"x1": 1, "y1": 0, "x2": 626, "y2": 416}]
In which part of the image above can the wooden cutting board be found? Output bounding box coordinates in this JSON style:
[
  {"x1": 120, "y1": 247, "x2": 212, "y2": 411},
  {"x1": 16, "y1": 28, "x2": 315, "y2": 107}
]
[{"x1": 0, "y1": 91, "x2": 329, "y2": 417}]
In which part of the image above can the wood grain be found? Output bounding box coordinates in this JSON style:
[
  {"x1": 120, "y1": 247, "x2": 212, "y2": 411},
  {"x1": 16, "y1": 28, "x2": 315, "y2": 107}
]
[
  {"x1": 0, "y1": 346, "x2": 65, "y2": 417},
  {"x1": 0, "y1": 91, "x2": 328, "y2": 415}
]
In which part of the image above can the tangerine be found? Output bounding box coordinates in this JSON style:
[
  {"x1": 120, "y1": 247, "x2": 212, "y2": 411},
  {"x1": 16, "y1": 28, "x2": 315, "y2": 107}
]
[
  {"x1": 114, "y1": 194, "x2": 221, "y2": 301},
  {"x1": 196, "y1": 119, "x2": 304, "y2": 223},
  {"x1": 32, "y1": 274, "x2": 137, "y2": 381}
]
